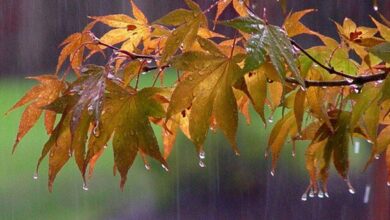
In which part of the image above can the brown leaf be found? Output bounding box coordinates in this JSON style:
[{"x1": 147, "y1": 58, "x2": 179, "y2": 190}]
[{"x1": 8, "y1": 75, "x2": 64, "y2": 153}]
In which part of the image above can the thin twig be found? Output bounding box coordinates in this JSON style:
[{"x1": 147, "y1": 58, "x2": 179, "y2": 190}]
[{"x1": 290, "y1": 40, "x2": 357, "y2": 80}]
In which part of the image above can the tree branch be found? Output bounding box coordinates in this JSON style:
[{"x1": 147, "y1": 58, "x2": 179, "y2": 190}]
[
  {"x1": 290, "y1": 40, "x2": 357, "y2": 80},
  {"x1": 285, "y1": 70, "x2": 388, "y2": 88}
]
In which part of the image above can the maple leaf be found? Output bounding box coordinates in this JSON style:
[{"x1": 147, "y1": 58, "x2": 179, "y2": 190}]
[
  {"x1": 214, "y1": 0, "x2": 249, "y2": 26},
  {"x1": 56, "y1": 22, "x2": 100, "y2": 74},
  {"x1": 167, "y1": 40, "x2": 245, "y2": 154},
  {"x1": 90, "y1": 0, "x2": 151, "y2": 54},
  {"x1": 7, "y1": 75, "x2": 65, "y2": 153},
  {"x1": 155, "y1": 0, "x2": 208, "y2": 64},
  {"x1": 84, "y1": 84, "x2": 169, "y2": 189},
  {"x1": 222, "y1": 15, "x2": 306, "y2": 87}
]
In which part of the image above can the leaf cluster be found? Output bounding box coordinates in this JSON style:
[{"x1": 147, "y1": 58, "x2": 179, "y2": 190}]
[{"x1": 8, "y1": 0, "x2": 390, "y2": 196}]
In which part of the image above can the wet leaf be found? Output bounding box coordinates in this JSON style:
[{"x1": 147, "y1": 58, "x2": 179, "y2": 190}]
[
  {"x1": 7, "y1": 75, "x2": 64, "y2": 153},
  {"x1": 156, "y1": 0, "x2": 208, "y2": 64},
  {"x1": 222, "y1": 15, "x2": 305, "y2": 87},
  {"x1": 91, "y1": 1, "x2": 150, "y2": 54},
  {"x1": 268, "y1": 111, "x2": 297, "y2": 171},
  {"x1": 168, "y1": 50, "x2": 244, "y2": 153}
]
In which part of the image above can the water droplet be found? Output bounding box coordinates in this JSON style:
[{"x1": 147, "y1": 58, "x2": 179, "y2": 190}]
[
  {"x1": 146, "y1": 59, "x2": 152, "y2": 64},
  {"x1": 291, "y1": 151, "x2": 296, "y2": 157},
  {"x1": 188, "y1": 76, "x2": 193, "y2": 81},
  {"x1": 375, "y1": 154, "x2": 380, "y2": 160},
  {"x1": 68, "y1": 150, "x2": 72, "y2": 157},
  {"x1": 264, "y1": 150, "x2": 269, "y2": 159},
  {"x1": 33, "y1": 172, "x2": 38, "y2": 180},
  {"x1": 270, "y1": 170, "x2": 275, "y2": 176},
  {"x1": 199, "y1": 160, "x2": 206, "y2": 168},
  {"x1": 301, "y1": 193, "x2": 308, "y2": 201},
  {"x1": 82, "y1": 182, "x2": 89, "y2": 191},
  {"x1": 145, "y1": 164, "x2": 151, "y2": 170},
  {"x1": 373, "y1": 5, "x2": 379, "y2": 11},
  {"x1": 268, "y1": 116, "x2": 273, "y2": 123},
  {"x1": 309, "y1": 188, "x2": 315, "y2": 197},
  {"x1": 346, "y1": 179, "x2": 355, "y2": 194},
  {"x1": 87, "y1": 105, "x2": 94, "y2": 115},
  {"x1": 346, "y1": 78, "x2": 354, "y2": 83},
  {"x1": 318, "y1": 189, "x2": 324, "y2": 198},
  {"x1": 199, "y1": 150, "x2": 205, "y2": 159},
  {"x1": 267, "y1": 78, "x2": 274, "y2": 83},
  {"x1": 161, "y1": 164, "x2": 169, "y2": 172},
  {"x1": 387, "y1": 181, "x2": 390, "y2": 187},
  {"x1": 103, "y1": 145, "x2": 108, "y2": 149},
  {"x1": 324, "y1": 192, "x2": 330, "y2": 198},
  {"x1": 299, "y1": 86, "x2": 306, "y2": 91},
  {"x1": 93, "y1": 124, "x2": 100, "y2": 137}
]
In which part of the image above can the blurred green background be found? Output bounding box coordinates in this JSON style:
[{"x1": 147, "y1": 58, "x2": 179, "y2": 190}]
[{"x1": 0, "y1": 74, "x2": 381, "y2": 220}]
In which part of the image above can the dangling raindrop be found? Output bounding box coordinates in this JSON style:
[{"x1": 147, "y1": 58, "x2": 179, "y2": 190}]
[
  {"x1": 301, "y1": 193, "x2": 308, "y2": 201},
  {"x1": 87, "y1": 105, "x2": 94, "y2": 115},
  {"x1": 82, "y1": 182, "x2": 89, "y2": 191},
  {"x1": 199, "y1": 160, "x2": 206, "y2": 168},
  {"x1": 146, "y1": 59, "x2": 152, "y2": 64},
  {"x1": 375, "y1": 154, "x2": 380, "y2": 160},
  {"x1": 264, "y1": 150, "x2": 269, "y2": 159},
  {"x1": 309, "y1": 188, "x2": 315, "y2": 197},
  {"x1": 145, "y1": 164, "x2": 151, "y2": 171},
  {"x1": 324, "y1": 192, "x2": 330, "y2": 198},
  {"x1": 33, "y1": 172, "x2": 38, "y2": 180},
  {"x1": 387, "y1": 181, "x2": 390, "y2": 187},
  {"x1": 103, "y1": 145, "x2": 108, "y2": 149},
  {"x1": 267, "y1": 78, "x2": 274, "y2": 83},
  {"x1": 199, "y1": 150, "x2": 205, "y2": 159},
  {"x1": 270, "y1": 169, "x2": 275, "y2": 176},
  {"x1": 161, "y1": 164, "x2": 169, "y2": 172},
  {"x1": 345, "y1": 179, "x2": 355, "y2": 194},
  {"x1": 318, "y1": 189, "x2": 324, "y2": 198},
  {"x1": 93, "y1": 123, "x2": 100, "y2": 137},
  {"x1": 373, "y1": 0, "x2": 379, "y2": 12}
]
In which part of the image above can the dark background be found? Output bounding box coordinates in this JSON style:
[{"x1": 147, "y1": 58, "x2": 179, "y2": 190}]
[{"x1": 0, "y1": 1, "x2": 389, "y2": 220}]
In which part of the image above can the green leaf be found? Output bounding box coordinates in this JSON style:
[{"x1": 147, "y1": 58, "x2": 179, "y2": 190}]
[
  {"x1": 222, "y1": 16, "x2": 305, "y2": 87},
  {"x1": 168, "y1": 51, "x2": 244, "y2": 154},
  {"x1": 156, "y1": 1, "x2": 208, "y2": 64},
  {"x1": 369, "y1": 42, "x2": 390, "y2": 63},
  {"x1": 350, "y1": 85, "x2": 380, "y2": 131}
]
